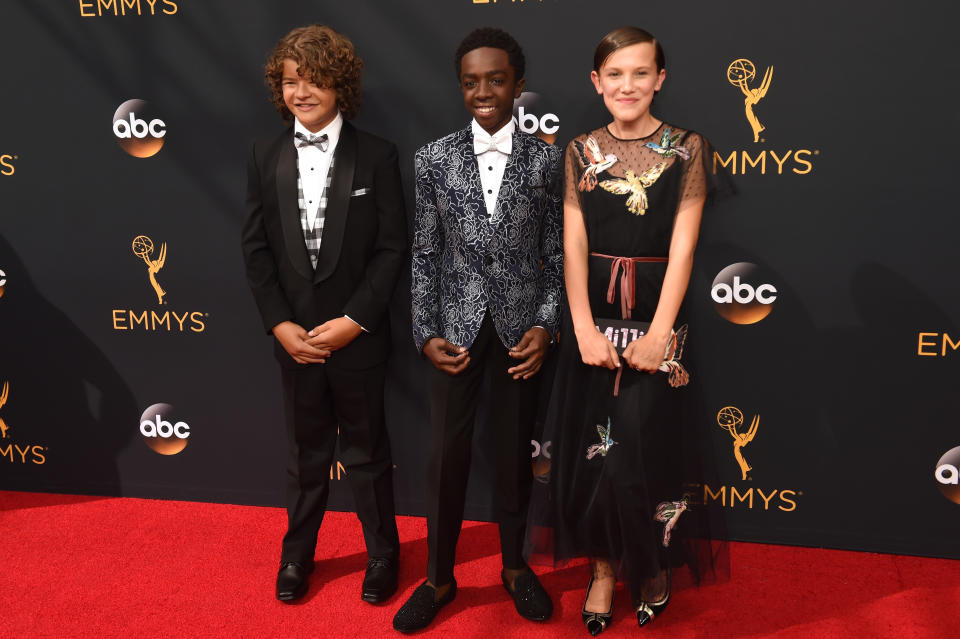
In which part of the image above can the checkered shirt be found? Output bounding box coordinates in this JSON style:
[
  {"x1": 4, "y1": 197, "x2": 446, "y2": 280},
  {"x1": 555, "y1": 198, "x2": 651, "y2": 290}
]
[{"x1": 298, "y1": 156, "x2": 334, "y2": 270}]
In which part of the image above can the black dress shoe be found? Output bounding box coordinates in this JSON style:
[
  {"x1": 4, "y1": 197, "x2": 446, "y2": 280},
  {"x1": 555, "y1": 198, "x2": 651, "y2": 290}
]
[
  {"x1": 581, "y1": 575, "x2": 614, "y2": 635},
  {"x1": 392, "y1": 579, "x2": 457, "y2": 633},
  {"x1": 361, "y1": 557, "x2": 398, "y2": 603},
  {"x1": 276, "y1": 561, "x2": 313, "y2": 602},
  {"x1": 502, "y1": 569, "x2": 553, "y2": 622}
]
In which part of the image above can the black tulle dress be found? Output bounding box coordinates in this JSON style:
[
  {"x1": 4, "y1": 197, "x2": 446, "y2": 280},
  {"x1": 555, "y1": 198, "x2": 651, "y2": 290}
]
[{"x1": 526, "y1": 123, "x2": 726, "y2": 606}]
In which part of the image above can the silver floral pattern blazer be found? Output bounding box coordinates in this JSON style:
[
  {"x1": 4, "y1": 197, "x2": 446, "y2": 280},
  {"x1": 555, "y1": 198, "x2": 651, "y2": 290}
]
[{"x1": 411, "y1": 125, "x2": 564, "y2": 352}]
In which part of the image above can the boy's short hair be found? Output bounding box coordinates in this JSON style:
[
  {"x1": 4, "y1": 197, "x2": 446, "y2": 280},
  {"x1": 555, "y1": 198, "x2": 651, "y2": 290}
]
[
  {"x1": 454, "y1": 27, "x2": 525, "y2": 81},
  {"x1": 265, "y1": 25, "x2": 363, "y2": 120}
]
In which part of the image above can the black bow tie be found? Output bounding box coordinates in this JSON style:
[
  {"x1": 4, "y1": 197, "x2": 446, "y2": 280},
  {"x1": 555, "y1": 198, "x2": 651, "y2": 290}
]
[{"x1": 295, "y1": 132, "x2": 329, "y2": 151}]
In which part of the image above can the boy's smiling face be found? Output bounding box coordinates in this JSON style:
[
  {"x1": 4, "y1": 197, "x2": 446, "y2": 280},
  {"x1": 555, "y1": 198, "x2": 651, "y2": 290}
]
[
  {"x1": 459, "y1": 47, "x2": 524, "y2": 135},
  {"x1": 282, "y1": 58, "x2": 339, "y2": 133}
]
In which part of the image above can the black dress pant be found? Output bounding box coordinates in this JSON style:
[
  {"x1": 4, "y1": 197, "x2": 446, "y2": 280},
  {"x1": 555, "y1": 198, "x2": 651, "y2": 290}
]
[
  {"x1": 426, "y1": 313, "x2": 539, "y2": 586},
  {"x1": 279, "y1": 362, "x2": 399, "y2": 564}
]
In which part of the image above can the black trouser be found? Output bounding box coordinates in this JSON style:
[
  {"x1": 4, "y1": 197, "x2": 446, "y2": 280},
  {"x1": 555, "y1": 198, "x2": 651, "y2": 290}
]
[
  {"x1": 426, "y1": 313, "x2": 539, "y2": 586},
  {"x1": 279, "y1": 362, "x2": 399, "y2": 564}
]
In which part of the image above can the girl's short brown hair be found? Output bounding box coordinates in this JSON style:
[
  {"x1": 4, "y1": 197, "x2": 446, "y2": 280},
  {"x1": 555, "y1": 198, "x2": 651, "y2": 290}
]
[
  {"x1": 593, "y1": 26, "x2": 665, "y2": 72},
  {"x1": 265, "y1": 25, "x2": 364, "y2": 120}
]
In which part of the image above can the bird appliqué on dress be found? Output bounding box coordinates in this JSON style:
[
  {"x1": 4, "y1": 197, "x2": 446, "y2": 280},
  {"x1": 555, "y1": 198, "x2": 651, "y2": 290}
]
[
  {"x1": 586, "y1": 417, "x2": 618, "y2": 460},
  {"x1": 654, "y1": 499, "x2": 688, "y2": 547},
  {"x1": 645, "y1": 127, "x2": 690, "y2": 160},
  {"x1": 657, "y1": 324, "x2": 690, "y2": 388},
  {"x1": 599, "y1": 163, "x2": 666, "y2": 216},
  {"x1": 575, "y1": 136, "x2": 618, "y2": 192}
]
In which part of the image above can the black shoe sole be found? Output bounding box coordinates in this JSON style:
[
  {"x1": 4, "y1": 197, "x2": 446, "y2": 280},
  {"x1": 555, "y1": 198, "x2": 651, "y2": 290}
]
[
  {"x1": 276, "y1": 583, "x2": 308, "y2": 603},
  {"x1": 361, "y1": 582, "x2": 398, "y2": 603}
]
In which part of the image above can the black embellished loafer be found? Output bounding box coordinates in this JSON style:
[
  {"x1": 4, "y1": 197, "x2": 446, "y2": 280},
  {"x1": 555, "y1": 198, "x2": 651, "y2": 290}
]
[
  {"x1": 503, "y1": 569, "x2": 553, "y2": 622},
  {"x1": 361, "y1": 557, "x2": 398, "y2": 603},
  {"x1": 392, "y1": 579, "x2": 457, "y2": 633},
  {"x1": 276, "y1": 561, "x2": 313, "y2": 602}
]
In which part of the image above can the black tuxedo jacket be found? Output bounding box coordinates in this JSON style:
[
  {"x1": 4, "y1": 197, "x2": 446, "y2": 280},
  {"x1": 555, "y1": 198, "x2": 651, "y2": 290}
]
[{"x1": 241, "y1": 122, "x2": 407, "y2": 370}]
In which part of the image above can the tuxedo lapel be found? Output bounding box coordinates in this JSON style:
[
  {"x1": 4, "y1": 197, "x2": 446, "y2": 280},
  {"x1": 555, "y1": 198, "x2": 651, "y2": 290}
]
[
  {"x1": 454, "y1": 126, "x2": 490, "y2": 236},
  {"x1": 490, "y1": 130, "x2": 521, "y2": 229},
  {"x1": 314, "y1": 122, "x2": 356, "y2": 283},
  {"x1": 275, "y1": 133, "x2": 314, "y2": 281}
]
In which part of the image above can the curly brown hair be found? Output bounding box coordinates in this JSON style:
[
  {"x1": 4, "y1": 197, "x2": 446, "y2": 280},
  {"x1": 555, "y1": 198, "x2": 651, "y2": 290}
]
[{"x1": 264, "y1": 25, "x2": 364, "y2": 121}]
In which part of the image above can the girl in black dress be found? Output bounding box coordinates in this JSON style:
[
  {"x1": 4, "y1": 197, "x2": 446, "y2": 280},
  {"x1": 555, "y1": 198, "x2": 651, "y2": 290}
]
[{"x1": 533, "y1": 27, "x2": 725, "y2": 633}]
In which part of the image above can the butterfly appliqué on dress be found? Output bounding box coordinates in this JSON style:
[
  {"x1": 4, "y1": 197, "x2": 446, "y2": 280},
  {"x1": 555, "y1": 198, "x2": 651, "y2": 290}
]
[
  {"x1": 599, "y1": 163, "x2": 666, "y2": 216},
  {"x1": 657, "y1": 324, "x2": 690, "y2": 388},
  {"x1": 645, "y1": 127, "x2": 690, "y2": 160},
  {"x1": 585, "y1": 417, "x2": 618, "y2": 460},
  {"x1": 575, "y1": 136, "x2": 618, "y2": 192}
]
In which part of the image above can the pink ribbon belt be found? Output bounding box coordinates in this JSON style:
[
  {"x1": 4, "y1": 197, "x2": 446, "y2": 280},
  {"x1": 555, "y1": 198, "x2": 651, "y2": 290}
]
[
  {"x1": 589, "y1": 253, "x2": 668, "y2": 397},
  {"x1": 590, "y1": 253, "x2": 668, "y2": 320}
]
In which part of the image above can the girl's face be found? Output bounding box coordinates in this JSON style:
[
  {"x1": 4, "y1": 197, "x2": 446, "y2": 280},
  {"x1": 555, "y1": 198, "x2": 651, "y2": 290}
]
[{"x1": 591, "y1": 42, "x2": 665, "y2": 127}]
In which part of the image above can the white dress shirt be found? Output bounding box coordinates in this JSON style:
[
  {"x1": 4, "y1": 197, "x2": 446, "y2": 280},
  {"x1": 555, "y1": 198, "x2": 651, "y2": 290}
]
[
  {"x1": 294, "y1": 113, "x2": 343, "y2": 231},
  {"x1": 293, "y1": 113, "x2": 367, "y2": 333},
  {"x1": 472, "y1": 118, "x2": 514, "y2": 217}
]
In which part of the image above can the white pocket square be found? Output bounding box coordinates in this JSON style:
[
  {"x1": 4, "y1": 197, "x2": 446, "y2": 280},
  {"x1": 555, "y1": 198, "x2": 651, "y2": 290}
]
[{"x1": 350, "y1": 187, "x2": 372, "y2": 197}]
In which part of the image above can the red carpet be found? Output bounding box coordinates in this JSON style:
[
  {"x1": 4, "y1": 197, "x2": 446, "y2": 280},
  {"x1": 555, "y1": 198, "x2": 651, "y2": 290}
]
[{"x1": 1, "y1": 491, "x2": 958, "y2": 639}]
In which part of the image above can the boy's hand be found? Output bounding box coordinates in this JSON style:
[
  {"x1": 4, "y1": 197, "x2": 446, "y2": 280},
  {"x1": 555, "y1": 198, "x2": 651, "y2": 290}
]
[
  {"x1": 272, "y1": 321, "x2": 331, "y2": 365},
  {"x1": 507, "y1": 326, "x2": 551, "y2": 380},
  {"x1": 423, "y1": 337, "x2": 470, "y2": 375},
  {"x1": 305, "y1": 317, "x2": 363, "y2": 352}
]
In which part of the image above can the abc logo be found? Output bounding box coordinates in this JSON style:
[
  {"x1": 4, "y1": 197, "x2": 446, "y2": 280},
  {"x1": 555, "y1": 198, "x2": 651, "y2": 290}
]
[
  {"x1": 935, "y1": 446, "x2": 960, "y2": 504},
  {"x1": 513, "y1": 92, "x2": 559, "y2": 144},
  {"x1": 531, "y1": 438, "x2": 552, "y2": 482},
  {"x1": 711, "y1": 262, "x2": 778, "y2": 325},
  {"x1": 139, "y1": 403, "x2": 190, "y2": 455},
  {"x1": 113, "y1": 99, "x2": 166, "y2": 158},
  {"x1": 0, "y1": 268, "x2": 6, "y2": 299}
]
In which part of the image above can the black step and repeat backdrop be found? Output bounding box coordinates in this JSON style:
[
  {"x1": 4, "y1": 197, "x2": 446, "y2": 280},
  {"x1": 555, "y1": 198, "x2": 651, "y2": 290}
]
[{"x1": 2, "y1": 1, "x2": 958, "y2": 559}]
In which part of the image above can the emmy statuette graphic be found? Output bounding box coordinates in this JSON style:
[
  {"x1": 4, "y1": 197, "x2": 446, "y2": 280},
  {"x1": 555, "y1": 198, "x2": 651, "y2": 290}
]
[
  {"x1": 728, "y1": 58, "x2": 772, "y2": 143},
  {"x1": 717, "y1": 406, "x2": 759, "y2": 480},
  {"x1": 132, "y1": 235, "x2": 166, "y2": 304},
  {"x1": 0, "y1": 381, "x2": 10, "y2": 439}
]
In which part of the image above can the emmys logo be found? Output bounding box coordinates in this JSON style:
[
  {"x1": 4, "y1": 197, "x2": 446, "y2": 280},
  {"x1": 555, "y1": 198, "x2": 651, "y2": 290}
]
[
  {"x1": 139, "y1": 403, "x2": 190, "y2": 455},
  {"x1": 113, "y1": 99, "x2": 166, "y2": 158},
  {"x1": 0, "y1": 154, "x2": 15, "y2": 176},
  {"x1": 0, "y1": 268, "x2": 6, "y2": 299},
  {"x1": 917, "y1": 332, "x2": 959, "y2": 357},
  {"x1": 698, "y1": 404, "x2": 800, "y2": 512},
  {"x1": 935, "y1": 446, "x2": 960, "y2": 504},
  {"x1": 133, "y1": 235, "x2": 166, "y2": 304},
  {"x1": 711, "y1": 262, "x2": 777, "y2": 325},
  {"x1": 513, "y1": 92, "x2": 559, "y2": 145},
  {"x1": 112, "y1": 235, "x2": 207, "y2": 333},
  {"x1": 714, "y1": 58, "x2": 817, "y2": 176},
  {"x1": 717, "y1": 406, "x2": 758, "y2": 480},
  {"x1": 0, "y1": 381, "x2": 48, "y2": 465},
  {"x1": 79, "y1": 0, "x2": 178, "y2": 17}
]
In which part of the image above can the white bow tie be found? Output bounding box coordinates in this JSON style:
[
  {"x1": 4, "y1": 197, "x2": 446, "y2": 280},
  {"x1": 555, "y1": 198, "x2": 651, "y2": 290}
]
[{"x1": 473, "y1": 131, "x2": 512, "y2": 156}]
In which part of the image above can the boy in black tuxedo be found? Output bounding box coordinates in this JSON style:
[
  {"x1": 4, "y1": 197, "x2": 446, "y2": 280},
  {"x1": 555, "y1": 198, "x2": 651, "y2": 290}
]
[{"x1": 241, "y1": 25, "x2": 406, "y2": 604}]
